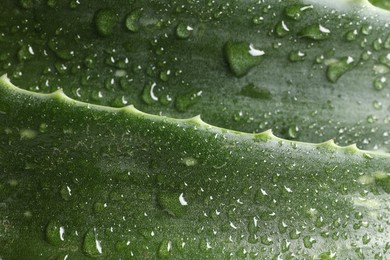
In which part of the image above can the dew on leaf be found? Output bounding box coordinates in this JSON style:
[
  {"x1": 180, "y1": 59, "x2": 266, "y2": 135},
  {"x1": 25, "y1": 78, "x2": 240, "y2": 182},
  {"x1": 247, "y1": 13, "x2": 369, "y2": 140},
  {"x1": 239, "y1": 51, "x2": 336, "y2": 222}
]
[
  {"x1": 373, "y1": 38, "x2": 383, "y2": 51},
  {"x1": 175, "y1": 88, "x2": 202, "y2": 112},
  {"x1": 373, "y1": 77, "x2": 386, "y2": 90},
  {"x1": 367, "y1": 115, "x2": 378, "y2": 124},
  {"x1": 46, "y1": 221, "x2": 65, "y2": 246},
  {"x1": 345, "y1": 30, "x2": 358, "y2": 41},
  {"x1": 94, "y1": 9, "x2": 118, "y2": 37},
  {"x1": 284, "y1": 4, "x2": 312, "y2": 21},
  {"x1": 125, "y1": 9, "x2": 142, "y2": 33},
  {"x1": 224, "y1": 41, "x2": 265, "y2": 77},
  {"x1": 83, "y1": 229, "x2": 103, "y2": 257},
  {"x1": 326, "y1": 56, "x2": 355, "y2": 83},
  {"x1": 275, "y1": 20, "x2": 290, "y2": 37},
  {"x1": 288, "y1": 125, "x2": 300, "y2": 139},
  {"x1": 142, "y1": 82, "x2": 159, "y2": 105},
  {"x1": 303, "y1": 236, "x2": 316, "y2": 248},
  {"x1": 289, "y1": 50, "x2": 306, "y2": 62},
  {"x1": 60, "y1": 185, "x2": 72, "y2": 201},
  {"x1": 158, "y1": 240, "x2": 173, "y2": 258},
  {"x1": 176, "y1": 22, "x2": 193, "y2": 39},
  {"x1": 157, "y1": 192, "x2": 187, "y2": 217},
  {"x1": 299, "y1": 24, "x2": 331, "y2": 41}
]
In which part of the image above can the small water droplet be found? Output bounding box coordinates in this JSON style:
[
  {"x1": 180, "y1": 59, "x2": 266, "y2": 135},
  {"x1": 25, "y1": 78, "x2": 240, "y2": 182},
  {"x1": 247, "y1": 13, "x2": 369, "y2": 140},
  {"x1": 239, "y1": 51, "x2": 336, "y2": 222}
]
[
  {"x1": 345, "y1": 29, "x2": 358, "y2": 41},
  {"x1": 367, "y1": 115, "x2": 377, "y2": 124},
  {"x1": 125, "y1": 9, "x2": 142, "y2": 32},
  {"x1": 326, "y1": 56, "x2": 355, "y2": 83},
  {"x1": 289, "y1": 50, "x2": 306, "y2": 62},
  {"x1": 176, "y1": 22, "x2": 193, "y2": 39},
  {"x1": 288, "y1": 125, "x2": 300, "y2": 139},
  {"x1": 175, "y1": 88, "x2": 202, "y2": 112},
  {"x1": 303, "y1": 236, "x2": 316, "y2": 248},
  {"x1": 94, "y1": 9, "x2": 118, "y2": 37},
  {"x1": 373, "y1": 77, "x2": 386, "y2": 90}
]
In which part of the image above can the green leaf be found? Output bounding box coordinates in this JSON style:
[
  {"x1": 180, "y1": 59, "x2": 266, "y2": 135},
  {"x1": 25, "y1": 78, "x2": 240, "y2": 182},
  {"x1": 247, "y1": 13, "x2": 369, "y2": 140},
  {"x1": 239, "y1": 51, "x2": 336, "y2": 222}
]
[
  {"x1": 0, "y1": 0, "x2": 390, "y2": 259},
  {"x1": 1, "y1": 0, "x2": 390, "y2": 150}
]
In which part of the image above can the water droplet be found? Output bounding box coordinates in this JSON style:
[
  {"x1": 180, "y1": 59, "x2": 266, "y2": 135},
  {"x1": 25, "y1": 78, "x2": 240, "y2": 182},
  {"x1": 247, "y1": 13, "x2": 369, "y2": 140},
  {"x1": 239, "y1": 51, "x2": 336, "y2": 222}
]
[
  {"x1": 326, "y1": 56, "x2": 355, "y2": 83},
  {"x1": 47, "y1": 0, "x2": 57, "y2": 8},
  {"x1": 69, "y1": 0, "x2": 80, "y2": 9},
  {"x1": 60, "y1": 185, "x2": 72, "y2": 200},
  {"x1": 157, "y1": 192, "x2": 187, "y2": 217},
  {"x1": 345, "y1": 29, "x2": 358, "y2": 41},
  {"x1": 158, "y1": 240, "x2": 173, "y2": 258},
  {"x1": 367, "y1": 115, "x2": 378, "y2": 124},
  {"x1": 94, "y1": 9, "x2": 118, "y2": 37},
  {"x1": 373, "y1": 77, "x2": 386, "y2": 90},
  {"x1": 289, "y1": 50, "x2": 306, "y2": 62},
  {"x1": 275, "y1": 20, "x2": 290, "y2": 37},
  {"x1": 142, "y1": 82, "x2": 159, "y2": 105},
  {"x1": 384, "y1": 34, "x2": 390, "y2": 49},
  {"x1": 288, "y1": 125, "x2": 300, "y2": 139},
  {"x1": 224, "y1": 41, "x2": 265, "y2": 77},
  {"x1": 303, "y1": 236, "x2": 316, "y2": 248},
  {"x1": 125, "y1": 9, "x2": 142, "y2": 32},
  {"x1": 373, "y1": 38, "x2": 383, "y2": 51},
  {"x1": 299, "y1": 24, "x2": 331, "y2": 41},
  {"x1": 20, "y1": 129, "x2": 37, "y2": 140},
  {"x1": 83, "y1": 229, "x2": 103, "y2": 257},
  {"x1": 361, "y1": 24, "x2": 372, "y2": 35},
  {"x1": 373, "y1": 100, "x2": 383, "y2": 110},
  {"x1": 176, "y1": 22, "x2": 193, "y2": 39},
  {"x1": 362, "y1": 233, "x2": 371, "y2": 245},
  {"x1": 175, "y1": 88, "x2": 202, "y2": 112},
  {"x1": 284, "y1": 4, "x2": 312, "y2": 20},
  {"x1": 379, "y1": 53, "x2": 390, "y2": 67},
  {"x1": 18, "y1": 45, "x2": 34, "y2": 62},
  {"x1": 260, "y1": 235, "x2": 273, "y2": 246},
  {"x1": 46, "y1": 221, "x2": 65, "y2": 246}
]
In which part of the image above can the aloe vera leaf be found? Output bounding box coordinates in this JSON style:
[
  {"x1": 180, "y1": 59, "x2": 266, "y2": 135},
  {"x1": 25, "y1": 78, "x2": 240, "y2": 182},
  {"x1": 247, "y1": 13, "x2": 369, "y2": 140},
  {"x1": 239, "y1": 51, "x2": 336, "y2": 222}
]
[
  {"x1": 0, "y1": 75, "x2": 389, "y2": 259},
  {"x1": 1, "y1": 0, "x2": 390, "y2": 150}
]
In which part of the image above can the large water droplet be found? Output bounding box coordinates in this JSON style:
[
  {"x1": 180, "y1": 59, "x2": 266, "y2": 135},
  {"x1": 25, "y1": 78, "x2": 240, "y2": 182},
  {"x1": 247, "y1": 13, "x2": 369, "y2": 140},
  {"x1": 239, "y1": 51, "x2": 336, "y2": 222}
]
[
  {"x1": 46, "y1": 221, "x2": 65, "y2": 246},
  {"x1": 275, "y1": 20, "x2": 290, "y2": 37},
  {"x1": 284, "y1": 4, "x2": 312, "y2": 20},
  {"x1": 326, "y1": 56, "x2": 355, "y2": 83},
  {"x1": 142, "y1": 82, "x2": 159, "y2": 105},
  {"x1": 299, "y1": 24, "x2": 331, "y2": 41},
  {"x1": 224, "y1": 41, "x2": 265, "y2": 77},
  {"x1": 158, "y1": 240, "x2": 173, "y2": 258},
  {"x1": 94, "y1": 9, "x2": 118, "y2": 37},
  {"x1": 83, "y1": 229, "x2": 103, "y2": 257},
  {"x1": 125, "y1": 9, "x2": 142, "y2": 32}
]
